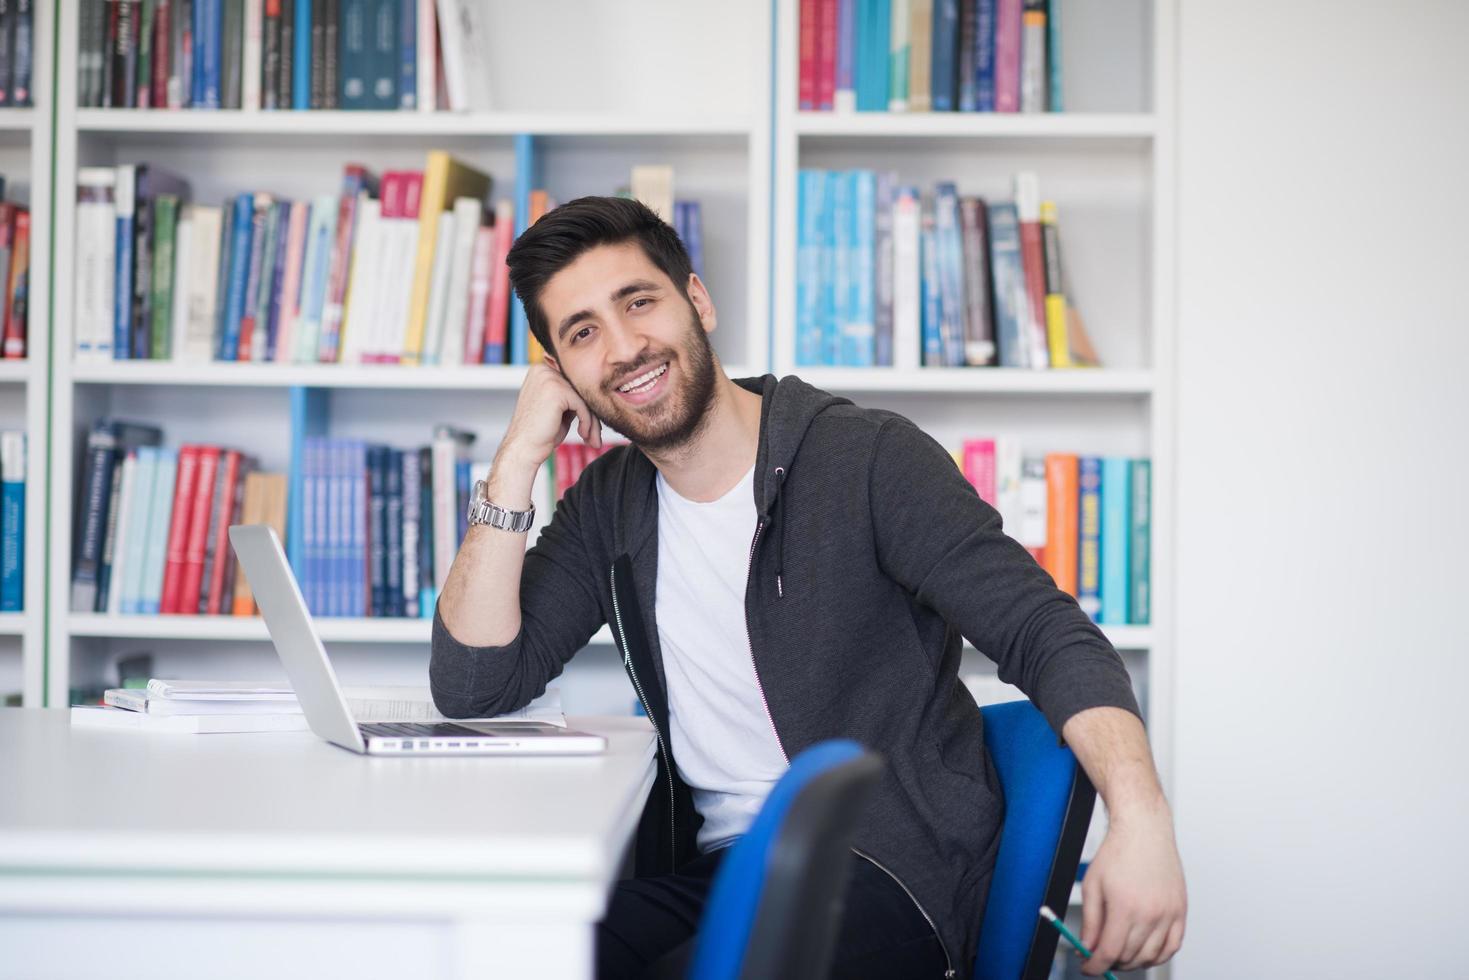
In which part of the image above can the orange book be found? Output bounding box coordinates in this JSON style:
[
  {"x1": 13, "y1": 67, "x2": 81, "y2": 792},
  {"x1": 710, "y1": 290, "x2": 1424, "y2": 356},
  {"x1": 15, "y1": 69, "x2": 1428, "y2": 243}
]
[
  {"x1": 1044, "y1": 453, "x2": 1079, "y2": 596},
  {"x1": 526, "y1": 190, "x2": 553, "y2": 364}
]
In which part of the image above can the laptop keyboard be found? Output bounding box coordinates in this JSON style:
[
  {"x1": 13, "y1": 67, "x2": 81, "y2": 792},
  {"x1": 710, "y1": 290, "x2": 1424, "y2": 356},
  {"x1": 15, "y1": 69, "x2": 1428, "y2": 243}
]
[{"x1": 359, "y1": 722, "x2": 494, "y2": 738}]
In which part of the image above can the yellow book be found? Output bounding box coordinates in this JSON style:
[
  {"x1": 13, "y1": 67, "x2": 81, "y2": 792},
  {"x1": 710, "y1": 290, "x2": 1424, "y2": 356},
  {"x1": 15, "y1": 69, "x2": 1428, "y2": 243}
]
[
  {"x1": 1039, "y1": 200, "x2": 1072, "y2": 368},
  {"x1": 402, "y1": 152, "x2": 492, "y2": 365},
  {"x1": 526, "y1": 190, "x2": 553, "y2": 365}
]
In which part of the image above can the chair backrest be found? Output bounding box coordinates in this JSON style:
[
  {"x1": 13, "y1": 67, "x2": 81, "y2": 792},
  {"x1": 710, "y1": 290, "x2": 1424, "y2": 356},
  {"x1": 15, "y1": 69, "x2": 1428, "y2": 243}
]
[
  {"x1": 974, "y1": 699, "x2": 1097, "y2": 980},
  {"x1": 688, "y1": 739, "x2": 884, "y2": 980}
]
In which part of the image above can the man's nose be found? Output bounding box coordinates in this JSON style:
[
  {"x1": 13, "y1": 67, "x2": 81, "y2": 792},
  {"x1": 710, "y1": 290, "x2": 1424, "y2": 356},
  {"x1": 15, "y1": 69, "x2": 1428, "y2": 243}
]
[{"x1": 603, "y1": 317, "x2": 648, "y2": 367}]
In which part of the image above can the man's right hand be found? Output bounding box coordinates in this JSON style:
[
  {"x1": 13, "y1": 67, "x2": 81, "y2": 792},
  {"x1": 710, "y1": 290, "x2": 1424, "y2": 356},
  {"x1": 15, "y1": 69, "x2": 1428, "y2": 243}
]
[{"x1": 490, "y1": 364, "x2": 603, "y2": 506}]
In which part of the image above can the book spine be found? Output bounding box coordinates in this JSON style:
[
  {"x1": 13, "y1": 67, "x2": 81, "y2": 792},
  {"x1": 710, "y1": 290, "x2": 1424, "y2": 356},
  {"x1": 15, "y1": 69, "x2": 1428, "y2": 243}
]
[
  {"x1": 218, "y1": 456, "x2": 252, "y2": 610},
  {"x1": 920, "y1": 194, "x2": 942, "y2": 366},
  {"x1": 834, "y1": 0, "x2": 854, "y2": 111},
  {"x1": 795, "y1": 171, "x2": 819, "y2": 366},
  {"x1": 169, "y1": 0, "x2": 188, "y2": 106},
  {"x1": 958, "y1": 197, "x2": 995, "y2": 366},
  {"x1": 416, "y1": 445, "x2": 434, "y2": 612},
  {"x1": 400, "y1": 446, "x2": 419, "y2": 617},
  {"x1": 139, "y1": 449, "x2": 178, "y2": 614},
  {"x1": 117, "y1": 448, "x2": 155, "y2": 614},
  {"x1": 370, "y1": 0, "x2": 396, "y2": 109},
  {"x1": 993, "y1": 0, "x2": 1021, "y2": 112},
  {"x1": 179, "y1": 446, "x2": 220, "y2": 614},
  {"x1": 816, "y1": 0, "x2": 836, "y2": 110},
  {"x1": 974, "y1": 0, "x2": 996, "y2": 111},
  {"x1": 985, "y1": 201, "x2": 1028, "y2": 368},
  {"x1": 799, "y1": 0, "x2": 817, "y2": 110},
  {"x1": 151, "y1": 0, "x2": 171, "y2": 107},
  {"x1": 262, "y1": 0, "x2": 281, "y2": 108},
  {"x1": 1046, "y1": 0, "x2": 1061, "y2": 111},
  {"x1": 322, "y1": 0, "x2": 339, "y2": 108},
  {"x1": 235, "y1": 196, "x2": 268, "y2": 361},
  {"x1": 1043, "y1": 452, "x2": 1078, "y2": 597},
  {"x1": 159, "y1": 444, "x2": 201, "y2": 614},
  {"x1": 219, "y1": 193, "x2": 254, "y2": 360},
  {"x1": 182, "y1": 206, "x2": 221, "y2": 362},
  {"x1": 202, "y1": 449, "x2": 240, "y2": 613},
  {"x1": 933, "y1": 182, "x2": 966, "y2": 367},
  {"x1": 367, "y1": 444, "x2": 386, "y2": 615},
  {"x1": 221, "y1": 0, "x2": 243, "y2": 107},
  {"x1": 847, "y1": 170, "x2": 876, "y2": 366},
  {"x1": 956, "y1": 0, "x2": 976, "y2": 111},
  {"x1": 94, "y1": 456, "x2": 124, "y2": 612},
  {"x1": 149, "y1": 196, "x2": 179, "y2": 361},
  {"x1": 113, "y1": 167, "x2": 136, "y2": 358},
  {"x1": 1129, "y1": 459, "x2": 1150, "y2": 625},
  {"x1": 0, "y1": 0, "x2": 15, "y2": 106},
  {"x1": 320, "y1": 167, "x2": 370, "y2": 362},
  {"x1": 930, "y1": 0, "x2": 957, "y2": 111},
  {"x1": 0, "y1": 431, "x2": 24, "y2": 612},
  {"x1": 292, "y1": 0, "x2": 309, "y2": 107},
  {"x1": 1019, "y1": 0, "x2": 1046, "y2": 113},
  {"x1": 1039, "y1": 199, "x2": 1071, "y2": 367},
  {"x1": 890, "y1": 184, "x2": 920, "y2": 371},
  {"x1": 2, "y1": 209, "x2": 27, "y2": 359},
  {"x1": 1099, "y1": 456, "x2": 1131, "y2": 625},
  {"x1": 1077, "y1": 455, "x2": 1102, "y2": 620},
  {"x1": 481, "y1": 199, "x2": 514, "y2": 363},
  {"x1": 397, "y1": 0, "x2": 414, "y2": 108},
  {"x1": 243, "y1": 0, "x2": 263, "y2": 109},
  {"x1": 961, "y1": 438, "x2": 997, "y2": 505},
  {"x1": 384, "y1": 447, "x2": 403, "y2": 616},
  {"x1": 830, "y1": 170, "x2": 850, "y2": 366},
  {"x1": 130, "y1": 184, "x2": 156, "y2": 360},
  {"x1": 135, "y1": 0, "x2": 154, "y2": 107},
  {"x1": 71, "y1": 425, "x2": 118, "y2": 612},
  {"x1": 339, "y1": 0, "x2": 367, "y2": 107}
]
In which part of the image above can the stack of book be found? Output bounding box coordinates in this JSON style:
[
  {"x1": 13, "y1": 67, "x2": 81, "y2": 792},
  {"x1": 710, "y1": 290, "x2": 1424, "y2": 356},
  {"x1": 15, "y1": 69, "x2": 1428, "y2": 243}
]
[
  {"x1": 951, "y1": 437, "x2": 1149, "y2": 626},
  {"x1": 796, "y1": 168, "x2": 1097, "y2": 370},
  {"x1": 799, "y1": 0, "x2": 1063, "y2": 113},
  {"x1": 73, "y1": 157, "x2": 705, "y2": 367},
  {"x1": 76, "y1": 0, "x2": 497, "y2": 113}
]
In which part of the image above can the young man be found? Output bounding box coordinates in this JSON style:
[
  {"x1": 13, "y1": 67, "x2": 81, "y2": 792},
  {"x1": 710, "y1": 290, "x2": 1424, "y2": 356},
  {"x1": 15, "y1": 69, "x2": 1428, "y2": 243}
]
[{"x1": 431, "y1": 197, "x2": 1186, "y2": 979}]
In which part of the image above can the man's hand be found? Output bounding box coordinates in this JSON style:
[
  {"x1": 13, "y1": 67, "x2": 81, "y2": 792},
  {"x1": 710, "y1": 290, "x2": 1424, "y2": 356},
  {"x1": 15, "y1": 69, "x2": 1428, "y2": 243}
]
[
  {"x1": 491, "y1": 364, "x2": 602, "y2": 506},
  {"x1": 1076, "y1": 802, "x2": 1187, "y2": 976}
]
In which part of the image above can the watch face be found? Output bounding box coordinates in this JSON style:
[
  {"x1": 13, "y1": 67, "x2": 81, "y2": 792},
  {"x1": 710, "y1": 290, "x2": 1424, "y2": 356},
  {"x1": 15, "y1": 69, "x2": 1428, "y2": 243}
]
[{"x1": 472, "y1": 479, "x2": 488, "y2": 503}]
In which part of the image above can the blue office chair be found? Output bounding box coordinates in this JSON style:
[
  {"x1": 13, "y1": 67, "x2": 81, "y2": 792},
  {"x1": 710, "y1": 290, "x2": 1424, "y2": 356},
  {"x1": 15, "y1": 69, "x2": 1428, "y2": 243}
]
[
  {"x1": 974, "y1": 699, "x2": 1098, "y2": 980},
  {"x1": 684, "y1": 739, "x2": 884, "y2": 980}
]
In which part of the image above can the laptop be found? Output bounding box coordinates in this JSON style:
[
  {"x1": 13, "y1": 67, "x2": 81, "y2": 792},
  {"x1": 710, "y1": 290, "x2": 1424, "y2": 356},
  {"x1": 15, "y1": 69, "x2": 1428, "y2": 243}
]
[{"x1": 227, "y1": 524, "x2": 606, "y2": 756}]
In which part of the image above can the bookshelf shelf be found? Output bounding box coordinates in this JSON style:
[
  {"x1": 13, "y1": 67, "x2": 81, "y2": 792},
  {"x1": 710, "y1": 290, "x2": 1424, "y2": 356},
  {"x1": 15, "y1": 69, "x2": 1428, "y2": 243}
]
[
  {"x1": 67, "y1": 613, "x2": 617, "y2": 647},
  {"x1": 76, "y1": 109, "x2": 754, "y2": 139},
  {"x1": 0, "y1": 109, "x2": 36, "y2": 132},
  {"x1": 0, "y1": 612, "x2": 29, "y2": 636},
  {"x1": 796, "y1": 110, "x2": 1155, "y2": 145},
  {"x1": 794, "y1": 367, "x2": 1155, "y2": 396},
  {"x1": 0, "y1": 361, "x2": 31, "y2": 384}
]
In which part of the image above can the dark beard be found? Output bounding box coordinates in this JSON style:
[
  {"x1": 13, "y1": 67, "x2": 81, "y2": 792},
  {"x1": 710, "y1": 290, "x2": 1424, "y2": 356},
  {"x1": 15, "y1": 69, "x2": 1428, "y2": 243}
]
[{"x1": 573, "y1": 304, "x2": 719, "y2": 455}]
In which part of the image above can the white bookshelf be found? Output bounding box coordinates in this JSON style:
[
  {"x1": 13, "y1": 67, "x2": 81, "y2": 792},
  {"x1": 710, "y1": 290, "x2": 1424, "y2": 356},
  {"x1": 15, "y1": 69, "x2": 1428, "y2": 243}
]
[
  {"x1": 0, "y1": 1, "x2": 52, "y2": 708},
  {"x1": 46, "y1": 0, "x2": 773, "y2": 713}
]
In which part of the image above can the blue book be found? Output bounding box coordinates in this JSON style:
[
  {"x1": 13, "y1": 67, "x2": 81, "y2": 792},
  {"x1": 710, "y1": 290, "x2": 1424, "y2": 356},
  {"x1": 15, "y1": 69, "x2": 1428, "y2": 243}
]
[
  {"x1": 0, "y1": 432, "x2": 24, "y2": 612},
  {"x1": 119, "y1": 447, "x2": 158, "y2": 615},
  {"x1": 1047, "y1": 0, "x2": 1062, "y2": 112},
  {"x1": 286, "y1": 387, "x2": 327, "y2": 587},
  {"x1": 293, "y1": 0, "x2": 312, "y2": 109},
  {"x1": 367, "y1": 444, "x2": 387, "y2": 616},
  {"x1": 873, "y1": 171, "x2": 896, "y2": 367},
  {"x1": 1130, "y1": 459, "x2": 1151, "y2": 625},
  {"x1": 416, "y1": 446, "x2": 435, "y2": 616},
  {"x1": 985, "y1": 202, "x2": 1028, "y2": 368},
  {"x1": 975, "y1": 0, "x2": 998, "y2": 111},
  {"x1": 920, "y1": 197, "x2": 943, "y2": 366},
  {"x1": 369, "y1": 0, "x2": 399, "y2": 110},
  {"x1": 139, "y1": 449, "x2": 178, "y2": 615},
  {"x1": 683, "y1": 201, "x2": 703, "y2": 278},
  {"x1": 836, "y1": 0, "x2": 856, "y2": 110},
  {"x1": 931, "y1": 0, "x2": 960, "y2": 111},
  {"x1": 340, "y1": 0, "x2": 371, "y2": 109},
  {"x1": 831, "y1": 171, "x2": 853, "y2": 365},
  {"x1": 200, "y1": 0, "x2": 222, "y2": 108},
  {"x1": 958, "y1": 0, "x2": 978, "y2": 111},
  {"x1": 1100, "y1": 457, "x2": 1132, "y2": 625},
  {"x1": 846, "y1": 169, "x2": 876, "y2": 366},
  {"x1": 218, "y1": 193, "x2": 255, "y2": 361},
  {"x1": 336, "y1": 439, "x2": 355, "y2": 617},
  {"x1": 856, "y1": 0, "x2": 891, "y2": 112},
  {"x1": 385, "y1": 448, "x2": 404, "y2": 617},
  {"x1": 509, "y1": 134, "x2": 535, "y2": 364},
  {"x1": 1077, "y1": 456, "x2": 1102, "y2": 621},
  {"x1": 398, "y1": 0, "x2": 416, "y2": 108},
  {"x1": 300, "y1": 437, "x2": 319, "y2": 613},
  {"x1": 348, "y1": 441, "x2": 365, "y2": 617},
  {"x1": 817, "y1": 172, "x2": 837, "y2": 367},
  {"x1": 455, "y1": 458, "x2": 471, "y2": 546},
  {"x1": 264, "y1": 201, "x2": 292, "y2": 361},
  {"x1": 796, "y1": 171, "x2": 822, "y2": 367},
  {"x1": 933, "y1": 182, "x2": 966, "y2": 367},
  {"x1": 113, "y1": 166, "x2": 136, "y2": 358}
]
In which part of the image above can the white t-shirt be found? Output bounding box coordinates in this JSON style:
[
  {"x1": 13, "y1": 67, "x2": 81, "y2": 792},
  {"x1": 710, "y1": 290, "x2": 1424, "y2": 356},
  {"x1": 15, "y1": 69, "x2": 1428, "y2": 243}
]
[{"x1": 655, "y1": 463, "x2": 788, "y2": 852}]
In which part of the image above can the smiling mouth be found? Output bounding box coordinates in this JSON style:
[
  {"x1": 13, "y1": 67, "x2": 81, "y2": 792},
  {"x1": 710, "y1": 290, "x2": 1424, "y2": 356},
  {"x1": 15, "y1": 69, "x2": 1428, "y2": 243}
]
[{"x1": 615, "y1": 362, "x2": 669, "y2": 395}]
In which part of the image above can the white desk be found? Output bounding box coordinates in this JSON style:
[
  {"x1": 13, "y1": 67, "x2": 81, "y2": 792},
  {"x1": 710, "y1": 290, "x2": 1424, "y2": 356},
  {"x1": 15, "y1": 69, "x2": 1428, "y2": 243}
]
[{"x1": 0, "y1": 709, "x2": 656, "y2": 980}]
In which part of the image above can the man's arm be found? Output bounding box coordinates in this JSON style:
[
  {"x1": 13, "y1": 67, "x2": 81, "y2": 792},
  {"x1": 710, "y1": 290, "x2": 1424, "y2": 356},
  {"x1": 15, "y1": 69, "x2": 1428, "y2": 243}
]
[
  {"x1": 1061, "y1": 706, "x2": 1187, "y2": 976},
  {"x1": 431, "y1": 365, "x2": 605, "y2": 718}
]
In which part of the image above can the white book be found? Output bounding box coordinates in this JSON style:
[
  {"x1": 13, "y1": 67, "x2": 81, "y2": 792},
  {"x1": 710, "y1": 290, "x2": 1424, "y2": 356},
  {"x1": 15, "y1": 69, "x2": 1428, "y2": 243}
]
[
  {"x1": 170, "y1": 213, "x2": 194, "y2": 362},
  {"x1": 182, "y1": 205, "x2": 222, "y2": 363},
  {"x1": 416, "y1": 0, "x2": 437, "y2": 112},
  {"x1": 242, "y1": 0, "x2": 263, "y2": 111},
  {"x1": 107, "y1": 687, "x2": 305, "y2": 715},
  {"x1": 74, "y1": 167, "x2": 117, "y2": 361},
  {"x1": 293, "y1": 194, "x2": 339, "y2": 364},
  {"x1": 420, "y1": 214, "x2": 457, "y2": 365},
  {"x1": 117, "y1": 448, "x2": 157, "y2": 614},
  {"x1": 70, "y1": 705, "x2": 310, "y2": 734},
  {"x1": 431, "y1": 435, "x2": 458, "y2": 591},
  {"x1": 437, "y1": 198, "x2": 483, "y2": 367},
  {"x1": 1018, "y1": 456, "x2": 1048, "y2": 552},
  {"x1": 434, "y1": 0, "x2": 470, "y2": 111},
  {"x1": 456, "y1": 1, "x2": 495, "y2": 111},
  {"x1": 891, "y1": 186, "x2": 922, "y2": 371},
  {"x1": 630, "y1": 165, "x2": 674, "y2": 224},
  {"x1": 147, "y1": 678, "x2": 295, "y2": 700},
  {"x1": 103, "y1": 453, "x2": 138, "y2": 616},
  {"x1": 373, "y1": 199, "x2": 419, "y2": 364},
  {"x1": 338, "y1": 197, "x2": 382, "y2": 365},
  {"x1": 995, "y1": 437, "x2": 1024, "y2": 543}
]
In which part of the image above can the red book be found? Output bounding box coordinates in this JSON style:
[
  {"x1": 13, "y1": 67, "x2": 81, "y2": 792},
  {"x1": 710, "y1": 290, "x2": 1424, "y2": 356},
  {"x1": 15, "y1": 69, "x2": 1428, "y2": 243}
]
[
  {"x1": 554, "y1": 444, "x2": 574, "y2": 502},
  {"x1": 178, "y1": 446, "x2": 221, "y2": 615},
  {"x1": 816, "y1": 0, "x2": 837, "y2": 111},
  {"x1": 1, "y1": 209, "x2": 25, "y2": 359},
  {"x1": 204, "y1": 450, "x2": 243, "y2": 615},
  {"x1": 962, "y1": 439, "x2": 997, "y2": 507},
  {"x1": 463, "y1": 226, "x2": 493, "y2": 365},
  {"x1": 159, "y1": 445, "x2": 201, "y2": 614},
  {"x1": 799, "y1": 0, "x2": 818, "y2": 110},
  {"x1": 482, "y1": 200, "x2": 514, "y2": 363},
  {"x1": 152, "y1": 0, "x2": 171, "y2": 109}
]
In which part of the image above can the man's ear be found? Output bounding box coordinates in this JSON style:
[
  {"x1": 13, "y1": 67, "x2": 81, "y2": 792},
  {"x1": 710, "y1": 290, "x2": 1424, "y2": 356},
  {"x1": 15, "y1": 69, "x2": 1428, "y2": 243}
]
[
  {"x1": 686, "y1": 273, "x2": 717, "y2": 334},
  {"x1": 543, "y1": 351, "x2": 562, "y2": 374}
]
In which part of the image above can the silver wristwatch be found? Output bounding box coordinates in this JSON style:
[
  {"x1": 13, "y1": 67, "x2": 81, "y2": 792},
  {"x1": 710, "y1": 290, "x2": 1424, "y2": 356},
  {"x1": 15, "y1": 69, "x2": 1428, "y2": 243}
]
[{"x1": 466, "y1": 479, "x2": 536, "y2": 533}]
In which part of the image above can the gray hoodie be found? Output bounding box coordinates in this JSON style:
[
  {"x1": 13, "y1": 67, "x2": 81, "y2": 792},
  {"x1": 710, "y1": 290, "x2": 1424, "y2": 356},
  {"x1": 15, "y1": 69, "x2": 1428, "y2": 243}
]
[{"x1": 430, "y1": 374, "x2": 1144, "y2": 978}]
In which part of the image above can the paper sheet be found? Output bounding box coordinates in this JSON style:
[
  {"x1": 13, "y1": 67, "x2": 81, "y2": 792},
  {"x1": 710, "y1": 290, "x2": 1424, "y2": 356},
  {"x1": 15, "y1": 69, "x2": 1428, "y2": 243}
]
[{"x1": 342, "y1": 686, "x2": 567, "y2": 728}]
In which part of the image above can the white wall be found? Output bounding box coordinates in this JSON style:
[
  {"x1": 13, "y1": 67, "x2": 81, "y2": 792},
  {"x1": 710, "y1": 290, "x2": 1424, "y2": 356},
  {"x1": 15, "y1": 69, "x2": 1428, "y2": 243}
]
[{"x1": 1174, "y1": 1, "x2": 1469, "y2": 976}]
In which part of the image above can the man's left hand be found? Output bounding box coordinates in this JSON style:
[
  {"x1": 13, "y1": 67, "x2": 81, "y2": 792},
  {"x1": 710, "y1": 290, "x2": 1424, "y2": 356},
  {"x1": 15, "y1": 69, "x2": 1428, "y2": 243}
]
[{"x1": 1076, "y1": 802, "x2": 1187, "y2": 976}]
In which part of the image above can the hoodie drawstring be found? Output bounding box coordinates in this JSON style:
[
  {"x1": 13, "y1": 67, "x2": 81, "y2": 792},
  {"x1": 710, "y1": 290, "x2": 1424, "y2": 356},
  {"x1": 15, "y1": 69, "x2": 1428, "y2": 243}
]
[{"x1": 773, "y1": 466, "x2": 787, "y2": 598}]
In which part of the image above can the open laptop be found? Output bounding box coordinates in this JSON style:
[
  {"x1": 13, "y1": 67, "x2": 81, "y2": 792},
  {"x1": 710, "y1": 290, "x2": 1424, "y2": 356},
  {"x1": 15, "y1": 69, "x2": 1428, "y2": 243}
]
[{"x1": 228, "y1": 524, "x2": 606, "y2": 756}]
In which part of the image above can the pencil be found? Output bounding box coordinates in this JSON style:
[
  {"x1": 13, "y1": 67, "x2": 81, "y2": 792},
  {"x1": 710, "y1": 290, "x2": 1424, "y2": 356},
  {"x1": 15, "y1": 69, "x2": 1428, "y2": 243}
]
[{"x1": 1038, "y1": 905, "x2": 1119, "y2": 980}]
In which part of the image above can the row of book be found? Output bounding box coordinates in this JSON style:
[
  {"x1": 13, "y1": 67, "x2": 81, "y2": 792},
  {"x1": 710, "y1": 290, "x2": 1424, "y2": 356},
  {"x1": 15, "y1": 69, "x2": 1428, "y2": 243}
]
[
  {"x1": 0, "y1": 180, "x2": 28, "y2": 360},
  {"x1": 69, "y1": 419, "x2": 288, "y2": 616},
  {"x1": 954, "y1": 438, "x2": 1149, "y2": 626},
  {"x1": 0, "y1": 2, "x2": 33, "y2": 107},
  {"x1": 799, "y1": 0, "x2": 1062, "y2": 114},
  {"x1": 73, "y1": 157, "x2": 704, "y2": 366},
  {"x1": 797, "y1": 168, "x2": 1096, "y2": 369},
  {"x1": 76, "y1": 0, "x2": 492, "y2": 112}
]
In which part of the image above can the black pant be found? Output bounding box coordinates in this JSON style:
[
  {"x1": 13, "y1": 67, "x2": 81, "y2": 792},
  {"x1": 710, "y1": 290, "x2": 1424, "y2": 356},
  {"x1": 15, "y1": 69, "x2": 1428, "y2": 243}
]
[{"x1": 596, "y1": 846, "x2": 949, "y2": 979}]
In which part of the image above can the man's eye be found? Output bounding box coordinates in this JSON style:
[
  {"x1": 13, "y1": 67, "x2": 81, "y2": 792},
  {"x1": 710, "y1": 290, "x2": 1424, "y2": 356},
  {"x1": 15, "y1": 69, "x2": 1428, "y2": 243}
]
[
  {"x1": 573, "y1": 326, "x2": 594, "y2": 343},
  {"x1": 630, "y1": 298, "x2": 652, "y2": 310}
]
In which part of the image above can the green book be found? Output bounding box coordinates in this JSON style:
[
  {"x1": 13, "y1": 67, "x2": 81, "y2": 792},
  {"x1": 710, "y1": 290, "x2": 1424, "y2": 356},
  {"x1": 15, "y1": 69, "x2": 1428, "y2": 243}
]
[
  {"x1": 1129, "y1": 458, "x2": 1151, "y2": 625},
  {"x1": 149, "y1": 195, "x2": 180, "y2": 360}
]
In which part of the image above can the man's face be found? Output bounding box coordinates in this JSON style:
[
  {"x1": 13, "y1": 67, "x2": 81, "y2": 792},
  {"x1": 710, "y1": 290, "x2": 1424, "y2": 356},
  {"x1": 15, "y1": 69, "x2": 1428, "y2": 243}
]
[{"x1": 540, "y1": 242, "x2": 719, "y2": 453}]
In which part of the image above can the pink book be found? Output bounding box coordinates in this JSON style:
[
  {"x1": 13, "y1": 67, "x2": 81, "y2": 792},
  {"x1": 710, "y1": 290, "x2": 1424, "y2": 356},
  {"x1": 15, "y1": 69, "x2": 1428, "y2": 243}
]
[
  {"x1": 799, "y1": 0, "x2": 818, "y2": 110},
  {"x1": 482, "y1": 199, "x2": 515, "y2": 364},
  {"x1": 274, "y1": 201, "x2": 309, "y2": 363},
  {"x1": 962, "y1": 439, "x2": 997, "y2": 507},
  {"x1": 994, "y1": 0, "x2": 1023, "y2": 112},
  {"x1": 816, "y1": 0, "x2": 837, "y2": 111},
  {"x1": 462, "y1": 227, "x2": 494, "y2": 365}
]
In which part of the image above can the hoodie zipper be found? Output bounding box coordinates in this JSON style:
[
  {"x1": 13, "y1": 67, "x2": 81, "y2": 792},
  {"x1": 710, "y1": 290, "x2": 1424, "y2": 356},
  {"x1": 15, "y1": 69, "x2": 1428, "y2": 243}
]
[
  {"x1": 610, "y1": 562, "x2": 678, "y2": 872},
  {"x1": 745, "y1": 517, "x2": 789, "y2": 763},
  {"x1": 851, "y1": 848, "x2": 956, "y2": 978}
]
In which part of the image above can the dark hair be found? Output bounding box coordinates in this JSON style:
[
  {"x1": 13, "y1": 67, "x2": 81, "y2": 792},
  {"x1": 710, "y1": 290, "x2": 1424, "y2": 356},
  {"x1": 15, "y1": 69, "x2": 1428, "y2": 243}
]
[{"x1": 505, "y1": 195, "x2": 695, "y2": 356}]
